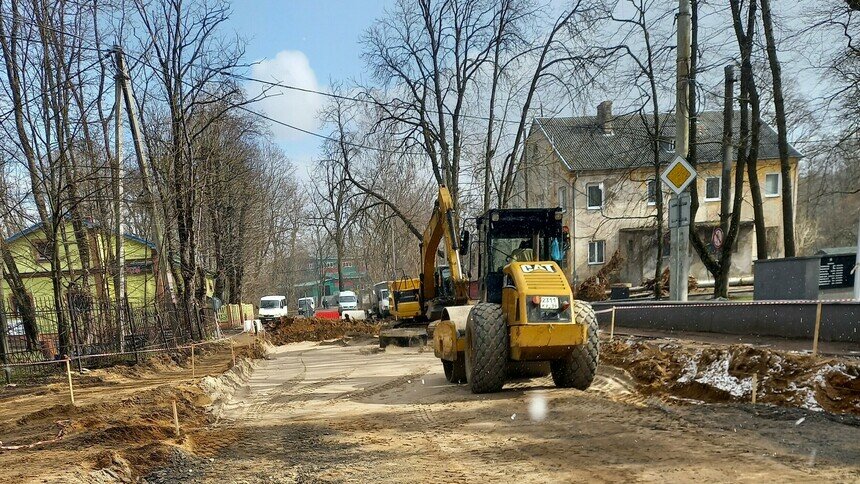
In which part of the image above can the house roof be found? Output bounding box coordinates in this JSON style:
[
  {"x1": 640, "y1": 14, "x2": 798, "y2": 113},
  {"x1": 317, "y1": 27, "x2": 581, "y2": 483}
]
[
  {"x1": 5, "y1": 220, "x2": 157, "y2": 250},
  {"x1": 531, "y1": 110, "x2": 802, "y2": 172}
]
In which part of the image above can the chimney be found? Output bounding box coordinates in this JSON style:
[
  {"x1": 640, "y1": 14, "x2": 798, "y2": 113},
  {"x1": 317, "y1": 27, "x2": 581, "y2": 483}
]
[{"x1": 596, "y1": 100, "x2": 613, "y2": 135}]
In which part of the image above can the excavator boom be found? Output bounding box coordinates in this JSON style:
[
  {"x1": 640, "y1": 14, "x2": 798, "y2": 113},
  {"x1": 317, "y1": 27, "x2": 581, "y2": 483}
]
[{"x1": 419, "y1": 185, "x2": 469, "y2": 319}]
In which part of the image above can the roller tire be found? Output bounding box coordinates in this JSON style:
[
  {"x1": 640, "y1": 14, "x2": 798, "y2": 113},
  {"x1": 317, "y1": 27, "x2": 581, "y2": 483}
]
[
  {"x1": 550, "y1": 301, "x2": 599, "y2": 390},
  {"x1": 442, "y1": 356, "x2": 467, "y2": 384},
  {"x1": 465, "y1": 303, "x2": 508, "y2": 393}
]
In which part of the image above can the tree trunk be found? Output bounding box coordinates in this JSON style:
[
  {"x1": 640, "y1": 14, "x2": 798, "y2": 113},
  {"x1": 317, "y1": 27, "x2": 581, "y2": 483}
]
[
  {"x1": 759, "y1": 0, "x2": 795, "y2": 257},
  {"x1": 1, "y1": 240, "x2": 38, "y2": 350},
  {"x1": 49, "y1": 225, "x2": 71, "y2": 357}
]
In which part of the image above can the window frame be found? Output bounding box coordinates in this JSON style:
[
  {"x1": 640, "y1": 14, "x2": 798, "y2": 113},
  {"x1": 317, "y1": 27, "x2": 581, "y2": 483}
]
[
  {"x1": 646, "y1": 179, "x2": 657, "y2": 206},
  {"x1": 704, "y1": 177, "x2": 721, "y2": 202},
  {"x1": 764, "y1": 173, "x2": 781, "y2": 197},
  {"x1": 588, "y1": 240, "x2": 605, "y2": 265},
  {"x1": 586, "y1": 182, "x2": 604, "y2": 210},
  {"x1": 556, "y1": 185, "x2": 567, "y2": 210},
  {"x1": 32, "y1": 240, "x2": 54, "y2": 263},
  {"x1": 661, "y1": 139, "x2": 676, "y2": 153}
]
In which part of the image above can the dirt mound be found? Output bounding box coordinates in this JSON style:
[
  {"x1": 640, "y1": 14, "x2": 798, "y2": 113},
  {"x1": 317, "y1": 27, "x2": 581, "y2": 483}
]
[
  {"x1": 602, "y1": 338, "x2": 860, "y2": 415},
  {"x1": 265, "y1": 317, "x2": 380, "y2": 346},
  {"x1": 0, "y1": 335, "x2": 257, "y2": 482}
]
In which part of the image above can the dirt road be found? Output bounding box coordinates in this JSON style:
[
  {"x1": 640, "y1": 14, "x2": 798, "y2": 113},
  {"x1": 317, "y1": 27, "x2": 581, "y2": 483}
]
[{"x1": 148, "y1": 338, "x2": 860, "y2": 483}]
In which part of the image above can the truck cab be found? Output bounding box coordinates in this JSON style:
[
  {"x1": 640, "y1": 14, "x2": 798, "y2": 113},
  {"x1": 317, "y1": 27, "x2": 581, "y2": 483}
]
[{"x1": 388, "y1": 278, "x2": 422, "y2": 320}]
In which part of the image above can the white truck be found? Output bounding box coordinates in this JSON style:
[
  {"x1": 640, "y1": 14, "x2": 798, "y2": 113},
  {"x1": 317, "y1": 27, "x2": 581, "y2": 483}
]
[
  {"x1": 258, "y1": 295, "x2": 289, "y2": 323},
  {"x1": 371, "y1": 281, "x2": 390, "y2": 318}
]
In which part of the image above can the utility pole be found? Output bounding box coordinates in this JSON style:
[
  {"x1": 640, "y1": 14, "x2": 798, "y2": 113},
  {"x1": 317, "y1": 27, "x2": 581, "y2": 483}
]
[
  {"x1": 854, "y1": 216, "x2": 859, "y2": 301},
  {"x1": 719, "y1": 65, "x2": 734, "y2": 236},
  {"x1": 390, "y1": 211, "x2": 397, "y2": 279},
  {"x1": 113, "y1": 58, "x2": 126, "y2": 350},
  {"x1": 670, "y1": 0, "x2": 692, "y2": 301},
  {"x1": 112, "y1": 46, "x2": 177, "y2": 307}
]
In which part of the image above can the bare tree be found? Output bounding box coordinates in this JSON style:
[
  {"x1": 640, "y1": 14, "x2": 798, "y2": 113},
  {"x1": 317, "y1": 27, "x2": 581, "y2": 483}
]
[
  {"x1": 131, "y1": 0, "x2": 247, "y2": 323},
  {"x1": 759, "y1": 0, "x2": 795, "y2": 256}
]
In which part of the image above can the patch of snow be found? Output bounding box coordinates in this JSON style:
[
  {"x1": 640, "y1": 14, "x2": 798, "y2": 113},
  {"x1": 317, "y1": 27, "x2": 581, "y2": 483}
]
[
  {"x1": 677, "y1": 357, "x2": 699, "y2": 384},
  {"x1": 812, "y1": 363, "x2": 847, "y2": 386},
  {"x1": 769, "y1": 355, "x2": 783, "y2": 374},
  {"x1": 787, "y1": 382, "x2": 823, "y2": 412},
  {"x1": 693, "y1": 355, "x2": 752, "y2": 397}
]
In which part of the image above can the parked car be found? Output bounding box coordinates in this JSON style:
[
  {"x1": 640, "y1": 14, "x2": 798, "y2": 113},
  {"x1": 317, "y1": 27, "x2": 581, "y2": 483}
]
[{"x1": 258, "y1": 295, "x2": 288, "y2": 323}]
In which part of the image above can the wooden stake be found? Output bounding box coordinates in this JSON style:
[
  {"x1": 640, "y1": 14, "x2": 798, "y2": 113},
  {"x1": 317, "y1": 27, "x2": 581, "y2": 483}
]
[
  {"x1": 609, "y1": 307, "x2": 616, "y2": 341},
  {"x1": 191, "y1": 344, "x2": 196, "y2": 377},
  {"x1": 65, "y1": 359, "x2": 75, "y2": 405},
  {"x1": 172, "y1": 400, "x2": 180, "y2": 437},
  {"x1": 812, "y1": 302, "x2": 822, "y2": 356},
  {"x1": 751, "y1": 373, "x2": 758, "y2": 404}
]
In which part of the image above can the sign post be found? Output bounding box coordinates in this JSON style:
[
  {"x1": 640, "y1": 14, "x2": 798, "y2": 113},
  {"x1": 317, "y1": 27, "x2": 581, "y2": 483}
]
[{"x1": 662, "y1": 155, "x2": 696, "y2": 301}]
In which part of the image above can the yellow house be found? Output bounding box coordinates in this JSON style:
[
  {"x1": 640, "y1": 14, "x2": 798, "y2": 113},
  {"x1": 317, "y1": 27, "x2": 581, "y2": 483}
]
[
  {"x1": 518, "y1": 102, "x2": 801, "y2": 286},
  {"x1": 3, "y1": 219, "x2": 170, "y2": 308}
]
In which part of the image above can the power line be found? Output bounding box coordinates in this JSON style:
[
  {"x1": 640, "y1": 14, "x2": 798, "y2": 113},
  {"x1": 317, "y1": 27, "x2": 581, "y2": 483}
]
[
  {"x1": 117, "y1": 49, "x2": 430, "y2": 157},
  {"x1": 233, "y1": 73, "x2": 529, "y2": 126}
]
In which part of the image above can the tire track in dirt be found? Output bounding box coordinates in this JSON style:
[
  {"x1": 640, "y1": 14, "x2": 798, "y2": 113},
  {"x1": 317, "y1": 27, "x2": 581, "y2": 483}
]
[{"x1": 334, "y1": 366, "x2": 431, "y2": 402}]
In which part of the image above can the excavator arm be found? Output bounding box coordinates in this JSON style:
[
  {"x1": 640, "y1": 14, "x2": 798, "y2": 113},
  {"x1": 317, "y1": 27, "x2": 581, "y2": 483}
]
[{"x1": 419, "y1": 186, "x2": 469, "y2": 314}]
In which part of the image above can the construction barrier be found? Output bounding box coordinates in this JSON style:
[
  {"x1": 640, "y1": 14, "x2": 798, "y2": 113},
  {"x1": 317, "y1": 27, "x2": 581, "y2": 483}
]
[
  {"x1": 591, "y1": 298, "x2": 860, "y2": 344},
  {"x1": 220, "y1": 303, "x2": 256, "y2": 329}
]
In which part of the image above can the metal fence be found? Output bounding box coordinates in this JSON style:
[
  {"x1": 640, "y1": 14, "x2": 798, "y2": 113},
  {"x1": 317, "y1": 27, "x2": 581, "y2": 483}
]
[{"x1": 1, "y1": 298, "x2": 219, "y2": 382}]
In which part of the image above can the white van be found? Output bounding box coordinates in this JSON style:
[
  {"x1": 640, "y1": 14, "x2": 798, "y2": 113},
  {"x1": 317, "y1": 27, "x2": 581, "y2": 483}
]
[
  {"x1": 259, "y1": 295, "x2": 289, "y2": 323},
  {"x1": 337, "y1": 291, "x2": 359, "y2": 312}
]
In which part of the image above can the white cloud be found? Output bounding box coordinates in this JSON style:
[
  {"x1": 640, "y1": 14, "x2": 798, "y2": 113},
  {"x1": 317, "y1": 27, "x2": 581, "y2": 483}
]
[{"x1": 250, "y1": 50, "x2": 323, "y2": 141}]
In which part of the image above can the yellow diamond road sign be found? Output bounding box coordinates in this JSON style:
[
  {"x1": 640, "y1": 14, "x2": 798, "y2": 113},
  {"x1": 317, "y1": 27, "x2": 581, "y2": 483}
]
[{"x1": 661, "y1": 154, "x2": 697, "y2": 195}]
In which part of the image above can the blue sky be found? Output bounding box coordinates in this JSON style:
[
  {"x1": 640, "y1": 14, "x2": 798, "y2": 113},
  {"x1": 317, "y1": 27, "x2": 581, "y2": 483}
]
[{"x1": 227, "y1": 1, "x2": 393, "y2": 170}]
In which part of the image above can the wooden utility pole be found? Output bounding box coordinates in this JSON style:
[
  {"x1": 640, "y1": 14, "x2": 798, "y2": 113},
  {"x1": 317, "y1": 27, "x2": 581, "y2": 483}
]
[
  {"x1": 112, "y1": 46, "x2": 177, "y2": 306},
  {"x1": 113, "y1": 54, "x2": 126, "y2": 349},
  {"x1": 670, "y1": 0, "x2": 692, "y2": 301},
  {"x1": 719, "y1": 65, "x2": 734, "y2": 235}
]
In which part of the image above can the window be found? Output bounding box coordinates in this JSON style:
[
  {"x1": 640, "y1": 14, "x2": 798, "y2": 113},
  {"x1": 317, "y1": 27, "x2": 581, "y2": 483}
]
[
  {"x1": 586, "y1": 183, "x2": 603, "y2": 209},
  {"x1": 557, "y1": 186, "x2": 567, "y2": 209},
  {"x1": 661, "y1": 139, "x2": 676, "y2": 153},
  {"x1": 765, "y1": 173, "x2": 780, "y2": 197},
  {"x1": 33, "y1": 240, "x2": 54, "y2": 262},
  {"x1": 704, "y1": 177, "x2": 721, "y2": 201},
  {"x1": 647, "y1": 179, "x2": 657, "y2": 205},
  {"x1": 588, "y1": 240, "x2": 605, "y2": 265}
]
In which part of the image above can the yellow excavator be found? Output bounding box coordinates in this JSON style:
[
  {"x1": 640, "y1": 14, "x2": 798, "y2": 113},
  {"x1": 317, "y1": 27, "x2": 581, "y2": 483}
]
[{"x1": 423, "y1": 186, "x2": 599, "y2": 393}]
